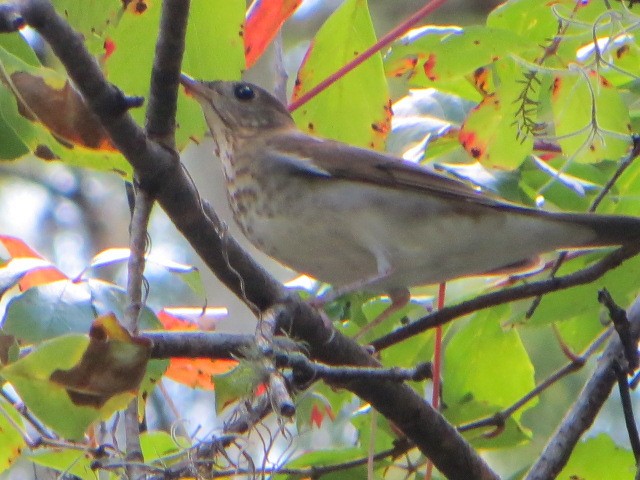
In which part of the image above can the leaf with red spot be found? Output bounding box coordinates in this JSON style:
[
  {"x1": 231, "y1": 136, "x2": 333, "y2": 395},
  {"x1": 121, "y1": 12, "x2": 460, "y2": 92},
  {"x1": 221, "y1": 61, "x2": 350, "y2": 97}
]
[
  {"x1": 244, "y1": 0, "x2": 302, "y2": 68},
  {"x1": 291, "y1": 0, "x2": 390, "y2": 150},
  {"x1": 295, "y1": 391, "x2": 335, "y2": 430},
  {"x1": 458, "y1": 60, "x2": 534, "y2": 168},
  {"x1": 51, "y1": 0, "x2": 123, "y2": 54},
  {"x1": 385, "y1": 26, "x2": 531, "y2": 100}
]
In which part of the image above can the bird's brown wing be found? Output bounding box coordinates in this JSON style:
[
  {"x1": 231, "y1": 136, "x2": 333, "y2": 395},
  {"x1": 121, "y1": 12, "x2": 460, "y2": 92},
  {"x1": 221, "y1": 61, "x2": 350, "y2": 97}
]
[{"x1": 263, "y1": 131, "x2": 505, "y2": 207}]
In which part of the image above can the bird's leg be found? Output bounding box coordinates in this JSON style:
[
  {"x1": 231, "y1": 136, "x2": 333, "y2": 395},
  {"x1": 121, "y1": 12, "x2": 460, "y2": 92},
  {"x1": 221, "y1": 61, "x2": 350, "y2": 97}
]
[
  {"x1": 353, "y1": 288, "x2": 410, "y2": 341},
  {"x1": 309, "y1": 267, "x2": 395, "y2": 307}
]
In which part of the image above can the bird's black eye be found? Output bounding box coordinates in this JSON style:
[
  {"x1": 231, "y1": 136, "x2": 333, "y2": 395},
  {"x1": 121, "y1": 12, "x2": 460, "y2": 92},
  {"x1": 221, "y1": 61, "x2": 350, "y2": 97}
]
[{"x1": 234, "y1": 83, "x2": 255, "y2": 101}]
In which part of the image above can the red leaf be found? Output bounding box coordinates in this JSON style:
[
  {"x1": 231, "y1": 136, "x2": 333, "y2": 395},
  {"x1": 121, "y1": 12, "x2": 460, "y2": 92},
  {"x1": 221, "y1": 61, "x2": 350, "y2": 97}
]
[{"x1": 244, "y1": 0, "x2": 302, "y2": 68}]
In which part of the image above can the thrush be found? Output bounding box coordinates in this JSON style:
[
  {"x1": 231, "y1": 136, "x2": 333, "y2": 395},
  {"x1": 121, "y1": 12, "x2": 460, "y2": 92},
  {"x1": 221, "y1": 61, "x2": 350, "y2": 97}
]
[{"x1": 180, "y1": 75, "x2": 640, "y2": 301}]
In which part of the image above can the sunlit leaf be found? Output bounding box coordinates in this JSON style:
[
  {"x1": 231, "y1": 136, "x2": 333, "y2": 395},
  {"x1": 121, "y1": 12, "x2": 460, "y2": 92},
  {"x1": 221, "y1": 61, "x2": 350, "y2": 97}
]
[
  {"x1": 458, "y1": 59, "x2": 534, "y2": 168},
  {"x1": 0, "y1": 236, "x2": 66, "y2": 291},
  {"x1": 88, "y1": 247, "x2": 206, "y2": 299},
  {"x1": 550, "y1": 70, "x2": 631, "y2": 164},
  {"x1": 559, "y1": 434, "x2": 635, "y2": 479},
  {"x1": 108, "y1": 0, "x2": 244, "y2": 148},
  {"x1": 27, "y1": 448, "x2": 97, "y2": 480},
  {"x1": 244, "y1": 0, "x2": 302, "y2": 68},
  {"x1": 0, "y1": 397, "x2": 25, "y2": 472},
  {"x1": 2, "y1": 335, "x2": 132, "y2": 440},
  {"x1": 157, "y1": 309, "x2": 236, "y2": 390},
  {"x1": 140, "y1": 431, "x2": 182, "y2": 463},
  {"x1": 291, "y1": 0, "x2": 390, "y2": 150},
  {"x1": 443, "y1": 306, "x2": 536, "y2": 447}
]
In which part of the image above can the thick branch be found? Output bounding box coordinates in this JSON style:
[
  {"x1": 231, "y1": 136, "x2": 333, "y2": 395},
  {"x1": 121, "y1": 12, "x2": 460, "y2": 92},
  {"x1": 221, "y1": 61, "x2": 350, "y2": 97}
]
[{"x1": 525, "y1": 295, "x2": 640, "y2": 479}]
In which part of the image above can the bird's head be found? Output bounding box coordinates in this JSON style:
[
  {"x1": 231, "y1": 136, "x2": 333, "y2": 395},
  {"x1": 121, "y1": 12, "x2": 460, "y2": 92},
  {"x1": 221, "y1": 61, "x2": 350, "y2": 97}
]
[{"x1": 180, "y1": 75, "x2": 295, "y2": 134}]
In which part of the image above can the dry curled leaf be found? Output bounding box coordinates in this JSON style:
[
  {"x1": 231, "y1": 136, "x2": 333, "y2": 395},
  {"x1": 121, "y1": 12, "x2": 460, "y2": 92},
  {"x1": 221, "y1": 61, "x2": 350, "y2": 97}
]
[
  {"x1": 49, "y1": 313, "x2": 150, "y2": 408},
  {"x1": 9, "y1": 71, "x2": 116, "y2": 151}
]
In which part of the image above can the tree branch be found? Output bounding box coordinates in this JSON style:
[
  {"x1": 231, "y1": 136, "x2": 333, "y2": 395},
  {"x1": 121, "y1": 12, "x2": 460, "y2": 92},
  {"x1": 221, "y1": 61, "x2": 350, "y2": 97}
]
[
  {"x1": 4, "y1": 2, "x2": 498, "y2": 477},
  {"x1": 372, "y1": 243, "x2": 640, "y2": 351},
  {"x1": 525, "y1": 294, "x2": 640, "y2": 479},
  {"x1": 144, "y1": 0, "x2": 190, "y2": 146}
]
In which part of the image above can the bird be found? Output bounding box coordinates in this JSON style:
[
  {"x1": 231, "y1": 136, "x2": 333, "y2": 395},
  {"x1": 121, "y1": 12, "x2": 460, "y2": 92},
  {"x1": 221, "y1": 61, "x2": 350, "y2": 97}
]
[{"x1": 180, "y1": 74, "x2": 640, "y2": 305}]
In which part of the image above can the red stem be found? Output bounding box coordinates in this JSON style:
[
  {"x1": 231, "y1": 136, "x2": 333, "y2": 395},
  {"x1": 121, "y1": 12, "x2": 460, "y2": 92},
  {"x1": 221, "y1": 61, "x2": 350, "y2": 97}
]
[
  {"x1": 425, "y1": 282, "x2": 446, "y2": 479},
  {"x1": 288, "y1": 0, "x2": 451, "y2": 112}
]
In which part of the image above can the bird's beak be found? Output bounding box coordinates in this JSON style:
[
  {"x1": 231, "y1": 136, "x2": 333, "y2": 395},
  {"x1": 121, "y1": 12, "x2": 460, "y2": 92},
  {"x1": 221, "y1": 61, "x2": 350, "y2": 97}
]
[{"x1": 179, "y1": 73, "x2": 209, "y2": 100}]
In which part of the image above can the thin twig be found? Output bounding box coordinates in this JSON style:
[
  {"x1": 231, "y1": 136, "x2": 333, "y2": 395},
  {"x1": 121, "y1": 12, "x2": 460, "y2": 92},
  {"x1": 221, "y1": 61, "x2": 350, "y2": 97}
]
[
  {"x1": 145, "y1": 0, "x2": 190, "y2": 146},
  {"x1": 372, "y1": 243, "x2": 640, "y2": 351},
  {"x1": 599, "y1": 288, "x2": 639, "y2": 372},
  {"x1": 122, "y1": 187, "x2": 153, "y2": 480},
  {"x1": 614, "y1": 362, "x2": 640, "y2": 463},
  {"x1": 458, "y1": 328, "x2": 613, "y2": 434}
]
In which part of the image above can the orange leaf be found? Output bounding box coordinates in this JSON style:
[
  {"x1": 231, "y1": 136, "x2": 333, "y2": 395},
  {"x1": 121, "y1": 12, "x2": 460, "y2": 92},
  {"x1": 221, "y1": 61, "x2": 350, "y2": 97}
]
[
  {"x1": 165, "y1": 357, "x2": 237, "y2": 390},
  {"x1": 244, "y1": 0, "x2": 302, "y2": 68},
  {"x1": 157, "y1": 309, "x2": 236, "y2": 389},
  {"x1": 0, "y1": 235, "x2": 67, "y2": 290}
]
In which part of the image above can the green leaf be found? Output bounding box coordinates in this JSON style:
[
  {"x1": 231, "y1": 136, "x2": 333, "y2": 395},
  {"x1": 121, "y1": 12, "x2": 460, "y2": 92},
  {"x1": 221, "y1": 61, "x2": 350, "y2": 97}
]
[
  {"x1": 459, "y1": 59, "x2": 534, "y2": 168},
  {"x1": 443, "y1": 306, "x2": 536, "y2": 446},
  {"x1": 522, "y1": 252, "x2": 640, "y2": 327},
  {"x1": 213, "y1": 361, "x2": 262, "y2": 414},
  {"x1": 559, "y1": 434, "x2": 635, "y2": 479},
  {"x1": 107, "y1": 0, "x2": 244, "y2": 149},
  {"x1": 87, "y1": 279, "x2": 162, "y2": 331},
  {"x1": 279, "y1": 448, "x2": 368, "y2": 480},
  {"x1": 386, "y1": 25, "x2": 532, "y2": 101},
  {"x1": 140, "y1": 431, "x2": 182, "y2": 463},
  {"x1": 89, "y1": 248, "x2": 206, "y2": 299},
  {"x1": 2, "y1": 335, "x2": 133, "y2": 440},
  {"x1": 27, "y1": 448, "x2": 97, "y2": 480},
  {"x1": 550, "y1": 70, "x2": 631, "y2": 164},
  {"x1": 51, "y1": 0, "x2": 122, "y2": 54},
  {"x1": 2, "y1": 277, "x2": 160, "y2": 344},
  {"x1": 0, "y1": 397, "x2": 26, "y2": 473},
  {"x1": 0, "y1": 33, "x2": 40, "y2": 66},
  {"x1": 291, "y1": 0, "x2": 390, "y2": 150},
  {"x1": 3, "y1": 280, "x2": 95, "y2": 343},
  {"x1": 486, "y1": 0, "x2": 558, "y2": 46}
]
